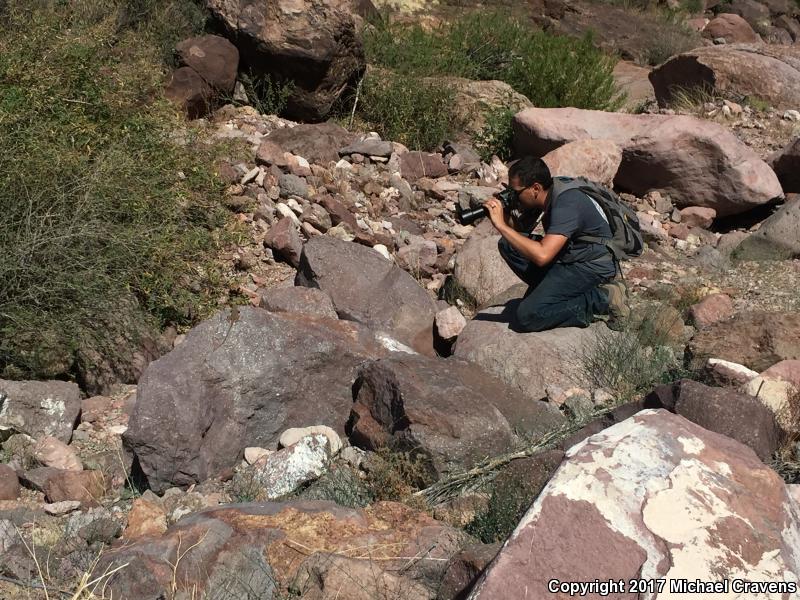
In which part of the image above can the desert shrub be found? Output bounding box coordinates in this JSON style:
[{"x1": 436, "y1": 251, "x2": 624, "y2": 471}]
[
  {"x1": 0, "y1": 0, "x2": 234, "y2": 378},
  {"x1": 364, "y1": 11, "x2": 622, "y2": 111},
  {"x1": 771, "y1": 387, "x2": 800, "y2": 484},
  {"x1": 355, "y1": 72, "x2": 463, "y2": 151},
  {"x1": 474, "y1": 104, "x2": 516, "y2": 162},
  {"x1": 296, "y1": 464, "x2": 375, "y2": 508},
  {"x1": 237, "y1": 70, "x2": 295, "y2": 116},
  {"x1": 465, "y1": 472, "x2": 537, "y2": 543},
  {"x1": 642, "y1": 19, "x2": 700, "y2": 66},
  {"x1": 364, "y1": 447, "x2": 434, "y2": 502}
]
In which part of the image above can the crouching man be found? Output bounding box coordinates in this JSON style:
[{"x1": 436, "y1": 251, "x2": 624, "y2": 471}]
[{"x1": 483, "y1": 156, "x2": 630, "y2": 332}]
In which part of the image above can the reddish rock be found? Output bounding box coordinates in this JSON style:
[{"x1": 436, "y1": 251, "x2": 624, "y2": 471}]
[
  {"x1": 541, "y1": 139, "x2": 622, "y2": 187},
  {"x1": 259, "y1": 286, "x2": 338, "y2": 319},
  {"x1": 435, "y1": 306, "x2": 467, "y2": 340},
  {"x1": 255, "y1": 140, "x2": 291, "y2": 169},
  {"x1": 612, "y1": 61, "x2": 655, "y2": 113},
  {"x1": 650, "y1": 44, "x2": 800, "y2": 112},
  {"x1": 123, "y1": 498, "x2": 168, "y2": 540},
  {"x1": 688, "y1": 311, "x2": 800, "y2": 372},
  {"x1": 439, "y1": 543, "x2": 501, "y2": 600},
  {"x1": 0, "y1": 464, "x2": 20, "y2": 501},
  {"x1": 81, "y1": 396, "x2": 114, "y2": 424},
  {"x1": 453, "y1": 220, "x2": 519, "y2": 306},
  {"x1": 645, "y1": 379, "x2": 780, "y2": 461},
  {"x1": 95, "y1": 501, "x2": 468, "y2": 600},
  {"x1": 317, "y1": 194, "x2": 359, "y2": 231},
  {"x1": 347, "y1": 355, "x2": 564, "y2": 478},
  {"x1": 688, "y1": 293, "x2": 735, "y2": 328},
  {"x1": 668, "y1": 222, "x2": 690, "y2": 240},
  {"x1": 176, "y1": 35, "x2": 239, "y2": 94},
  {"x1": 164, "y1": 67, "x2": 212, "y2": 119},
  {"x1": 740, "y1": 200, "x2": 800, "y2": 258},
  {"x1": 679, "y1": 206, "x2": 716, "y2": 228},
  {"x1": 296, "y1": 235, "x2": 437, "y2": 355},
  {"x1": 702, "y1": 13, "x2": 759, "y2": 42},
  {"x1": 33, "y1": 436, "x2": 82, "y2": 472},
  {"x1": 770, "y1": 137, "x2": 800, "y2": 193},
  {"x1": 261, "y1": 123, "x2": 357, "y2": 164},
  {"x1": 124, "y1": 307, "x2": 389, "y2": 492},
  {"x1": 44, "y1": 470, "x2": 106, "y2": 507},
  {"x1": 513, "y1": 107, "x2": 781, "y2": 216},
  {"x1": 400, "y1": 152, "x2": 448, "y2": 182},
  {"x1": 264, "y1": 217, "x2": 303, "y2": 268},
  {"x1": 470, "y1": 410, "x2": 800, "y2": 599}
]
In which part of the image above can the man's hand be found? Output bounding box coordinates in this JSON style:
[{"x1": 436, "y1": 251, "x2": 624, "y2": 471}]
[{"x1": 483, "y1": 197, "x2": 506, "y2": 231}]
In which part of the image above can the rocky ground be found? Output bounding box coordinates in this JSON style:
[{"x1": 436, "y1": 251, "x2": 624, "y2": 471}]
[{"x1": 2, "y1": 0, "x2": 800, "y2": 598}]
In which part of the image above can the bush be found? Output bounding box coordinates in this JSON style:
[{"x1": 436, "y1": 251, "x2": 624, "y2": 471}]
[
  {"x1": 474, "y1": 104, "x2": 516, "y2": 162},
  {"x1": 295, "y1": 464, "x2": 375, "y2": 508},
  {"x1": 465, "y1": 472, "x2": 537, "y2": 543},
  {"x1": 642, "y1": 19, "x2": 699, "y2": 66},
  {"x1": 0, "y1": 0, "x2": 235, "y2": 378},
  {"x1": 364, "y1": 11, "x2": 623, "y2": 112}
]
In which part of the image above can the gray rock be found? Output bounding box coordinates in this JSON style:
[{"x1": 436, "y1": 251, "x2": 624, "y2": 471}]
[
  {"x1": 252, "y1": 433, "x2": 331, "y2": 499},
  {"x1": 124, "y1": 307, "x2": 389, "y2": 492},
  {"x1": 278, "y1": 173, "x2": 308, "y2": 199},
  {"x1": 339, "y1": 139, "x2": 393, "y2": 158},
  {"x1": 0, "y1": 380, "x2": 81, "y2": 443},
  {"x1": 770, "y1": 137, "x2": 799, "y2": 193},
  {"x1": 259, "y1": 286, "x2": 338, "y2": 319},
  {"x1": 296, "y1": 236, "x2": 437, "y2": 355},
  {"x1": 742, "y1": 200, "x2": 800, "y2": 258},
  {"x1": 453, "y1": 220, "x2": 519, "y2": 306}
]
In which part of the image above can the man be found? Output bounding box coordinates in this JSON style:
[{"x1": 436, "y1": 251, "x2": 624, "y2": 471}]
[{"x1": 483, "y1": 156, "x2": 629, "y2": 332}]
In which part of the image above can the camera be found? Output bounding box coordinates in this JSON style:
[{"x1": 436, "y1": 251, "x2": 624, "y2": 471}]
[{"x1": 456, "y1": 187, "x2": 518, "y2": 226}]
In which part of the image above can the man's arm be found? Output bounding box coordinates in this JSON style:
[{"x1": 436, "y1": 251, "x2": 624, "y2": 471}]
[{"x1": 497, "y1": 225, "x2": 568, "y2": 267}]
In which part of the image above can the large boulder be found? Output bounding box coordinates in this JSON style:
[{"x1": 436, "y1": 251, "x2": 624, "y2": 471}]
[
  {"x1": 650, "y1": 44, "x2": 800, "y2": 111},
  {"x1": 512, "y1": 107, "x2": 783, "y2": 216},
  {"x1": 96, "y1": 501, "x2": 468, "y2": 600},
  {"x1": 770, "y1": 137, "x2": 800, "y2": 193},
  {"x1": 124, "y1": 307, "x2": 390, "y2": 492},
  {"x1": 453, "y1": 220, "x2": 520, "y2": 307},
  {"x1": 453, "y1": 306, "x2": 609, "y2": 403},
  {"x1": 687, "y1": 311, "x2": 800, "y2": 372},
  {"x1": 296, "y1": 236, "x2": 437, "y2": 355},
  {"x1": 702, "y1": 13, "x2": 760, "y2": 43},
  {"x1": 469, "y1": 410, "x2": 800, "y2": 599},
  {"x1": 738, "y1": 200, "x2": 800, "y2": 258},
  {"x1": 205, "y1": 0, "x2": 365, "y2": 121},
  {"x1": 175, "y1": 34, "x2": 239, "y2": 94},
  {"x1": 346, "y1": 355, "x2": 565, "y2": 479},
  {"x1": 0, "y1": 380, "x2": 81, "y2": 443},
  {"x1": 541, "y1": 139, "x2": 622, "y2": 187},
  {"x1": 645, "y1": 379, "x2": 781, "y2": 461},
  {"x1": 164, "y1": 66, "x2": 212, "y2": 119}
]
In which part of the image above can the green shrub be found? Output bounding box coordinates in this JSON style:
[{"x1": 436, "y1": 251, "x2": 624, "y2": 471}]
[
  {"x1": 465, "y1": 472, "x2": 537, "y2": 543},
  {"x1": 355, "y1": 71, "x2": 463, "y2": 151},
  {"x1": 237, "y1": 70, "x2": 295, "y2": 116},
  {"x1": 363, "y1": 11, "x2": 623, "y2": 112},
  {"x1": 642, "y1": 19, "x2": 699, "y2": 66},
  {"x1": 295, "y1": 464, "x2": 375, "y2": 508},
  {"x1": 0, "y1": 0, "x2": 235, "y2": 378},
  {"x1": 474, "y1": 104, "x2": 517, "y2": 162}
]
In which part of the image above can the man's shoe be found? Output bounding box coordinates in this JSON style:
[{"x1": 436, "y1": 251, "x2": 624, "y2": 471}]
[{"x1": 600, "y1": 280, "x2": 630, "y2": 331}]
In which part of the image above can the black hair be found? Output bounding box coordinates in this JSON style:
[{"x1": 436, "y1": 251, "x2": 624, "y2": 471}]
[{"x1": 508, "y1": 156, "x2": 553, "y2": 189}]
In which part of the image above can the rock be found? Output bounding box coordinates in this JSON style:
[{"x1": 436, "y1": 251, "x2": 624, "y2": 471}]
[
  {"x1": 123, "y1": 498, "x2": 168, "y2": 540},
  {"x1": 650, "y1": 44, "x2": 800, "y2": 112},
  {"x1": 80, "y1": 395, "x2": 116, "y2": 424},
  {"x1": 701, "y1": 13, "x2": 759, "y2": 43},
  {"x1": 470, "y1": 410, "x2": 800, "y2": 599},
  {"x1": 277, "y1": 173, "x2": 308, "y2": 199},
  {"x1": 541, "y1": 139, "x2": 622, "y2": 187},
  {"x1": 742, "y1": 199, "x2": 800, "y2": 259},
  {"x1": 255, "y1": 140, "x2": 290, "y2": 168},
  {"x1": 33, "y1": 436, "x2": 82, "y2": 472},
  {"x1": 454, "y1": 308, "x2": 609, "y2": 403},
  {"x1": 396, "y1": 237, "x2": 438, "y2": 273},
  {"x1": 250, "y1": 434, "x2": 331, "y2": 499},
  {"x1": 244, "y1": 447, "x2": 271, "y2": 465},
  {"x1": 743, "y1": 360, "x2": 800, "y2": 431},
  {"x1": 688, "y1": 293, "x2": 735, "y2": 328},
  {"x1": 165, "y1": 66, "x2": 212, "y2": 119},
  {"x1": 261, "y1": 122, "x2": 356, "y2": 164},
  {"x1": 688, "y1": 311, "x2": 800, "y2": 372},
  {"x1": 0, "y1": 379, "x2": 81, "y2": 443},
  {"x1": 264, "y1": 217, "x2": 303, "y2": 267},
  {"x1": 124, "y1": 307, "x2": 388, "y2": 492},
  {"x1": 705, "y1": 357, "x2": 759, "y2": 386},
  {"x1": 339, "y1": 138, "x2": 393, "y2": 158},
  {"x1": 637, "y1": 211, "x2": 668, "y2": 241},
  {"x1": 372, "y1": 244, "x2": 392, "y2": 261},
  {"x1": 644, "y1": 379, "x2": 781, "y2": 461},
  {"x1": 716, "y1": 229, "x2": 750, "y2": 257},
  {"x1": 439, "y1": 543, "x2": 501, "y2": 600},
  {"x1": 435, "y1": 306, "x2": 467, "y2": 340},
  {"x1": 259, "y1": 286, "x2": 338, "y2": 319},
  {"x1": 317, "y1": 194, "x2": 359, "y2": 231},
  {"x1": 175, "y1": 35, "x2": 239, "y2": 94},
  {"x1": 43, "y1": 500, "x2": 81, "y2": 516},
  {"x1": 776, "y1": 14, "x2": 800, "y2": 42},
  {"x1": 0, "y1": 464, "x2": 20, "y2": 501},
  {"x1": 399, "y1": 151, "x2": 448, "y2": 182},
  {"x1": 512, "y1": 107, "x2": 782, "y2": 216},
  {"x1": 347, "y1": 355, "x2": 565, "y2": 478},
  {"x1": 44, "y1": 470, "x2": 106, "y2": 507},
  {"x1": 453, "y1": 220, "x2": 519, "y2": 306},
  {"x1": 679, "y1": 206, "x2": 716, "y2": 228},
  {"x1": 720, "y1": 0, "x2": 771, "y2": 26},
  {"x1": 279, "y1": 426, "x2": 342, "y2": 454},
  {"x1": 205, "y1": 0, "x2": 365, "y2": 121},
  {"x1": 65, "y1": 507, "x2": 121, "y2": 544},
  {"x1": 296, "y1": 235, "x2": 437, "y2": 355},
  {"x1": 95, "y1": 501, "x2": 467, "y2": 600},
  {"x1": 613, "y1": 61, "x2": 656, "y2": 113}
]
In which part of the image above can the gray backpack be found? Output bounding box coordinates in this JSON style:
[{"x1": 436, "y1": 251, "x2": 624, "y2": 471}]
[{"x1": 551, "y1": 176, "x2": 644, "y2": 262}]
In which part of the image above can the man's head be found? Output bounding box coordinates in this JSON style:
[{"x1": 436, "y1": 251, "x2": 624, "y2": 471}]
[{"x1": 507, "y1": 156, "x2": 552, "y2": 210}]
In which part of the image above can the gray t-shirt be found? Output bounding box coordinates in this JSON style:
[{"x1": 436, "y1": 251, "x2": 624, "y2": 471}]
[{"x1": 543, "y1": 188, "x2": 616, "y2": 275}]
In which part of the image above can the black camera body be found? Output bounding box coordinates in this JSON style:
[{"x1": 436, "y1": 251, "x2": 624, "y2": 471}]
[{"x1": 456, "y1": 187, "x2": 517, "y2": 226}]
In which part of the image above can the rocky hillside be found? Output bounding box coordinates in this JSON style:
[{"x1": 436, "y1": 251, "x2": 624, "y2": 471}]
[{"x1": 1, "y1": 0, "x2": 800, "y2": 598}]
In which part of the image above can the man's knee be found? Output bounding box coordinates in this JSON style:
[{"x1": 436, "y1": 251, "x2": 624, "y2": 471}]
[{"x1": 513, "y1": 303, "x2": 548, "y2": 333}]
